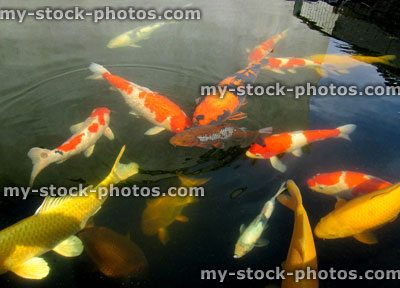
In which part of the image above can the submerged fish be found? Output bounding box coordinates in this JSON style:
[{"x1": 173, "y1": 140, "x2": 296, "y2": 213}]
[
  {"x1": 78, "y1": 226, "x2": 148, "y2": 278},
  {"x1": 314, "y1": 181, "x2": 400, "y2": 244},
  {"x1": 277, "y1": 180, "x2": 318, "y2": 288},
  {"x1": 261, "y1": 57, "x2": 322, "y2": 75},
  {"x1": 192, "y1": 60, "x2": 267, "y2": 127},
  {"x1": 89, "y1": 63, "x2": 192, "y2": 135},
  {"x1": 169, "y1": 123, "x2": 272, "y2": 149},
  {"x1": 247, "y1": 29, "x2": 288, "y2": 64},
  {"x1": 308, "y1": 171, "x2": 392, "y2": 200},
  {"x1": 0, "y1": 146, "x2": 138, "y2": 279},
  {"x1": 246, "y1": 124, "x2": 356, "y2": 173},
  {"x1": 28, "y1": 107, "x2": 114, "y2": 186},
  {"x1": 141, "y1": 175, "x2": 210, "y2": 244},
  {"x1": 107, "y1": 22, "x2": 176, "y2": 48},
  {"x1": 306, "y1": 54, "x2": 396, "y2": 75},
  {"x1": 234, "y1": 182, "x2": 286, "y2": 258}
]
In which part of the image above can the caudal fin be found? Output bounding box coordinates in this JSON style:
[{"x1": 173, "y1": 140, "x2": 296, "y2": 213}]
[
  {"x1": 277, "y1": 180, "x2": 302, "y2": 211},
  {"x1": 376, "y1": 55, "x2": 396, "y2": 67},
  {"x1": 87, "y1": 63, "x2": 110, "y2": 80},
  {"x1": 337, "y1": 124, "x2": 357, "y2": 141},
  {"x1": 108, "y1": 146, "x2": 139, "y2": 185},
  {"x1": 27, "y1": 148, "x2": 52, "y2": 186},
  {"x1": 177, "y1": 174, "x2": 211, "y2": 188}
]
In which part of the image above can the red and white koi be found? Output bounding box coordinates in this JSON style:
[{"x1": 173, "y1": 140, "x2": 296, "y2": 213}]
[
  {"x1": 28, "y1": 107, "x2": 114, "y2": 186},
  {"x1": 261, "y1": 57, "x2": 323, "y2": 75},
  {"x1": 246, "y1": 124, "x2": 356, "y2": 173},
  {"x1": 307, "y1": 171, "x2": 392, "y2": 200},
  {"x1": 88, "y1": 63, "x2": 192, "y2": 135},
  {"x1": 247, "y1": 29, "x2": 288, "y2": 64}
]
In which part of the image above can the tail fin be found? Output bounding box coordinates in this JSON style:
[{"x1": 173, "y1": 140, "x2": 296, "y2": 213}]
[
  {"x1": 277, "y1": 180, "x2": 302, "y2": 211},
  {"x1": 87, "y1": 63, "x2": 110, "y2": 80},
  {"x1": 27, "y1": 148, "x2": 52, "y2": 186},
  {"x1": 271, "y1": 181, "x2": 287, "y2": 200},
  {"x1": 177, "y1": 174, "x2": 211, "y2": 188},
  {"x1": 376, "y1": 55, "x2": 396, "y2": 67},
  {"x1": 337, "y1": 124, "x2": 357, "y2": 141},
  {"x1": 100, "y1": 146, "x2": 139, "y2": 187}
]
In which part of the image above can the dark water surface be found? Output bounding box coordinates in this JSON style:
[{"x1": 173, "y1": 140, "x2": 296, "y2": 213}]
[{"x1": 1, "y1": 0, "x2": 400, "y2": 287}]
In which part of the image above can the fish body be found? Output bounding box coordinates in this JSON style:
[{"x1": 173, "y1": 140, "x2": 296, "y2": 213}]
[
  {"x1": 261, "y1": 57, "x2": 322, "y2": 75},
  {"x1": 248, "y1": 29, "x2": 288, "y2": 64},
  {"x1": 141, "y1": 176, "x2": 209, "y2": 244},
  {"x1": 234, "y1": 183, "x2": 286, "y2": 258},
  {"x1": 277, "y1": 180, "x2": 318, "y2": 288},
  {"x1": 306, "y1": 54, "x2": 396, "y2": 75},
  {"x1": 107, "y1": 22, "x2": 174, "y2": 48},
  {"x1": 89, "y1": 63, "x2": 192, "y2": 135},
  {"x1": 169, "y1": 123, "x2": 272, "y2": 149},
  {"x1": 78, "y1": 226, "x2": 148, "y2": 278},
  {"x1": 0, "y1": 146, "x2": 138, "y2": 279},
  {"x1": 308, "y1": 171, "x2": 392, "y2": 199},
  {"x1": 28, "y1": 107, "x2": 114, "y2": 186},
  {"x1": 314, "y1": 182, "x2": 400, "y2": 244},
  {"x1": 192, "y1": 60, "x2": 266, "y2": 126},
  {"x1": 246, "y1": 124, "x2": 356, "y2": 173}
]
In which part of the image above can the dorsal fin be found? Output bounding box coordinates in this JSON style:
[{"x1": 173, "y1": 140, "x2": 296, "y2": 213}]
[{"x1": 35, "y1": 196, "x2": 73, "y2": 215}]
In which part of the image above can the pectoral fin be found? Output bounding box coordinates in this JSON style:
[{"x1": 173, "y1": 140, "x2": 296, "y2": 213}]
[
  {"x1": 84, "y1": 145, "x2": 95, "y2": 158},
  {"x1": 270, "y1": 156, "x2": 287, "y2": 173},
  {"x1": 158, "y1": 228, "x2": 168, "y2": 245},
  {"x1": 53, "y1": 235, "x2": 84, "y2": 257},
  {"x1": 104, "y1": 127, "x2": 115, "y2": 140},
  {"x1": 11, "y1": 257, "x2": 50, "y2": 279},
  {"x1": 145, "y1": 126, "x2": 166, "y2": 135},
  {"x1": 240, "y1": 224, "x2": 246, "y2": 234},
  {"x1": 129, "y1": 110, "x2": 140, "y2": 118},
  {"x1": 130, "y1": 44, "x2": 142, "y2": 48},
  {"x1": 353, "y1": 231, "x2": 378, "y2": 245},
  {"x1": 291, "y1": 148, "x2": 303, "y2": 157},
  {"x1": 70, "y1": 122, "x2": 85, "y2": 134},
  {"x1": 175, "y1": 215, "x2": 189, "y2": 222},
  {"x1": 255, "y1": 238, "x2": 269, "y2": 247}
]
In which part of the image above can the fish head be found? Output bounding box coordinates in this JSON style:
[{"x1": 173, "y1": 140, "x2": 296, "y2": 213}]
[
  {"x1": 169, "y1": 130, "x2": 198, "y2": 147},
  {"x1": 107, "y1": 34, "x2": 132, "y2": 48},
  {"x1": 307, "y1": 172, "x2": 344, "y2": 195},
  {"x1": 314, "y1": 214, "x2": 350, "y2": 240},
  {"x1": 234, "y1": 241, "x2": 251, "y2": 259},
  {"x1": 170, "y1": 115, "x2": 192, "y2": 134},
  {"x1": 246, "y1": 143, "x2": 268, "y2": 159},
  {"x1": 91, "y1": 107, "x2": 111, "y2": 125}
]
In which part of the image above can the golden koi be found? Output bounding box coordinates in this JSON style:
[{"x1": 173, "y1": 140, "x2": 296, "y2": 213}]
[
  {"x1": 277, "y1": 180, "x2": 318, "y2": 288},
  {"x1": 141, "y1": 175, "x2": 209, "y2": 244},
  {"x1": 0, "y1": 146, "x2": 138, "y2": 279},
  {"x1": 314, "y1": 182, "x2": 400, "y2": 244}
]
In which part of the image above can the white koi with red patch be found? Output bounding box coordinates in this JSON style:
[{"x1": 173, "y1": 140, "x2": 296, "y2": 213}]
[
  {"x1": 28, "y1": 107, "x2": 114, "y2": 186},
  {"x1": 88, "y1": 63, "x2": 192, "y2": 135},
  {"x1": 262, "y1": 57, "x2": 322, "y2": 75},
  {"x1": 307, "y1": 171, "x2": 393, "y2": 200}
]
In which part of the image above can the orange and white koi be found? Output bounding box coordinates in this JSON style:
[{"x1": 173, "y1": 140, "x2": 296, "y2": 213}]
[
  {"x1": 247, "y1": 29, "x2": 288, "y2": 64},
  {"x1": 261, "y1": 57, "x2": 322, "y2": 75},
  {"x1": 28, "y1": 107, "x2": 114, "y2": 186},
  {"x1": 246, "y1": 124, "x2": 356, "y2": 173},
  {"x1": 192, "y1": 60, "x2": 267, "y2": 126},
  {"x1": 307, "y1": 171, "x2": 392, "y2": 200},
  {"x1": 88, "y1": 63, "x2": 192, "y2": 135}
]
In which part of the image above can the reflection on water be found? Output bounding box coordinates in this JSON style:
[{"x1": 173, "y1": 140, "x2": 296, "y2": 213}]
[{"x1": 0, "y1": 0, "x2": 399, "y2": 287}]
